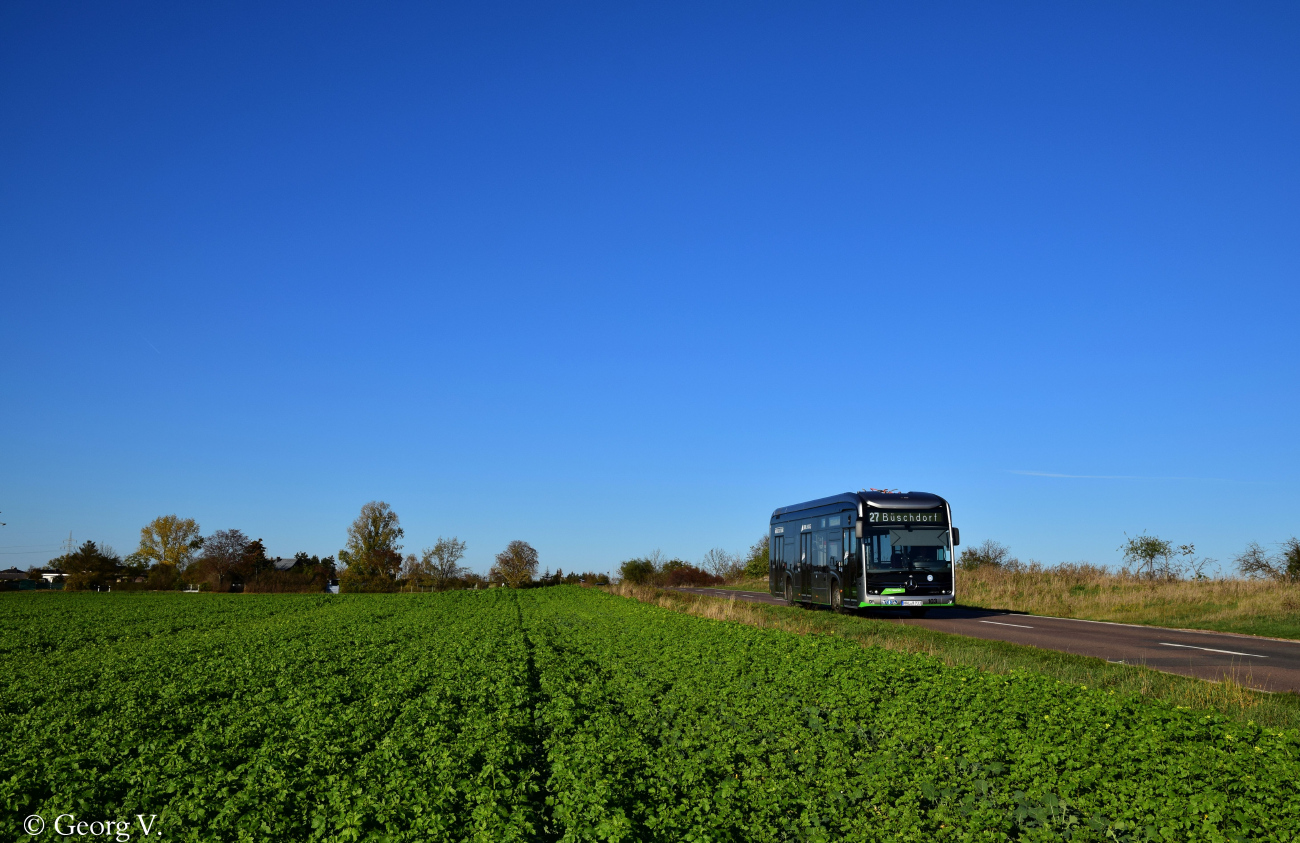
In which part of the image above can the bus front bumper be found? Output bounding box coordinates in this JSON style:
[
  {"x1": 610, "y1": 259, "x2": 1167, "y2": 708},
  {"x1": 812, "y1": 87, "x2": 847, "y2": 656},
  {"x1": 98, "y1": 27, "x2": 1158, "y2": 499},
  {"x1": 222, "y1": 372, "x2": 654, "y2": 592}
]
[{"x1": 858, "y1": 593, "x2": 954, "y2": 608}]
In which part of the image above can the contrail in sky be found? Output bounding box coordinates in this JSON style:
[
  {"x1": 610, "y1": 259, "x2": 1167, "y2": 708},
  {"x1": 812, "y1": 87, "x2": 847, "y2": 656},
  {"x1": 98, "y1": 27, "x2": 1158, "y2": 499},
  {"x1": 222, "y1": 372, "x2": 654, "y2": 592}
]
[{"x1": 1009, "y1": 470, "x2": 1226, "y2": 481}]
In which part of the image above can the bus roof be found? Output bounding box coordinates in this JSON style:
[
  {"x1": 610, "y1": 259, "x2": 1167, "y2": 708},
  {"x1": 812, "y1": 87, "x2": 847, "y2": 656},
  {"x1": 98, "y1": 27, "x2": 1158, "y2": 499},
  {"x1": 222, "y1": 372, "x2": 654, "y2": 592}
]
[
  {"x1": 771, "y1": 491, "x2": 947, "y2": 521},
  {"x1": 860, "y1": 491, "x2": 945, "y2": 510}
]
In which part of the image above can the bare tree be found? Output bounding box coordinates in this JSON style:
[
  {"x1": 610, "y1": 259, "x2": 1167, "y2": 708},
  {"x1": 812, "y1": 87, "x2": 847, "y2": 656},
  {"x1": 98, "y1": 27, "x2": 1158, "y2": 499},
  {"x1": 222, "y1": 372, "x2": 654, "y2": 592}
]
[
  {"x1": 491, "y1": 540, "x2": 538, "y2": 587},
  {"x1": 701, "y1": 548, "x2": 745, "y2": 582},
  {"x1": 421, "y1": 536, "x2": 468, "y2": 588},
  {"x1": 1237, "y1": 542, "x2": 1280, "y2": 579},
  {"x1": 1236, "y1": 538, "x2": 1300, "y2": 581},
  {"x1": 199, "y1": 529, "x2": 250, "y2": 591},
  {"x1": 399, "y1": 553, "x2": 421, "y2": 581}
]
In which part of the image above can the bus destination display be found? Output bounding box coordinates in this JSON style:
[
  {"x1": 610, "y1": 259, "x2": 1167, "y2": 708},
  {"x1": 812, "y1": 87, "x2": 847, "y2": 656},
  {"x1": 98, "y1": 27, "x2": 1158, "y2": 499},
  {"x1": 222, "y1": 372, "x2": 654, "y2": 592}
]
[{"x1": 864, "y1": 510, "x2": 945, "y2": 526}]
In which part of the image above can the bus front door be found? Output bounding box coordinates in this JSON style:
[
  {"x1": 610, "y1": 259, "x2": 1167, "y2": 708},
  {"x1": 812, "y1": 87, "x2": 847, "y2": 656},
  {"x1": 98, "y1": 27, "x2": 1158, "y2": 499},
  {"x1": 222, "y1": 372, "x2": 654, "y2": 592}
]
[
  {"x1": 768, "y1": 537, "x2": 776, "y2": 595},
  {"x1": 768, "y1": 533, "x2": 782, "y2": 595},
  {"x1": 799, "y1": 532, "x2": 811, "y2": 599}
]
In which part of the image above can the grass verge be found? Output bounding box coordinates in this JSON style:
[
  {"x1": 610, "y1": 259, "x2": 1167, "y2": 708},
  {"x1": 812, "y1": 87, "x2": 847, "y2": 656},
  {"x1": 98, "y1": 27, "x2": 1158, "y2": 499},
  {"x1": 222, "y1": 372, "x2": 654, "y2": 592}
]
[
  {"x1": 709, "y1": 578, "x2": 769, "y2": 591},
  {"x1": 609, "y1": 582, "x2": 1300, "y2": 732},
  {"x1": 958, "y1": 565, "x2": 1300, "y2": 639}
]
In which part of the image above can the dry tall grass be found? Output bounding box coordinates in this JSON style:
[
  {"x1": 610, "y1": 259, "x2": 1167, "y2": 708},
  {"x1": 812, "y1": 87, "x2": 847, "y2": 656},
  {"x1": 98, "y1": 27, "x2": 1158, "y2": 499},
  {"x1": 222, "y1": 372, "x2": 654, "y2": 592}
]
[
  {"x1": 958, "y1": 564, "x2": 1300, "y2": 638},
  {"x1": 607, "y1": 582, "x2": 1300, "y2": 730}
]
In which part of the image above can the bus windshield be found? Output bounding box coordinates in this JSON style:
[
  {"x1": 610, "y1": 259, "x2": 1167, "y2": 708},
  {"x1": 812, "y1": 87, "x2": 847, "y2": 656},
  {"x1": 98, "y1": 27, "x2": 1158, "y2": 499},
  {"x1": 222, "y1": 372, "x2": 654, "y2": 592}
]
[{"x1": 866, "y1": 529, "x2": 952, "y2": 573}]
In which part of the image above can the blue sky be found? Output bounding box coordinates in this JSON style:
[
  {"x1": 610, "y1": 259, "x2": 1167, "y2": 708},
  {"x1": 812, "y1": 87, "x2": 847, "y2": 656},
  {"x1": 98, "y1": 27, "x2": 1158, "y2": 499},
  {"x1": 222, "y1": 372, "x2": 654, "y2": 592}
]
[{"x1": 2, "y1": 2, "x2": 1298, "y2": 576}]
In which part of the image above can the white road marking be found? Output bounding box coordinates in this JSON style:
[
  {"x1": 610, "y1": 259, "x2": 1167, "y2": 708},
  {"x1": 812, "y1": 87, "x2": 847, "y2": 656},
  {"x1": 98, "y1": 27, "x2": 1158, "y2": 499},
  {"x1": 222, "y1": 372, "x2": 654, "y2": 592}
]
[
  {"x1": 979, "y1": 620, "x2": 1034, "y2": 629},
  {"x1": 1005, "y1": 614, "x2": 1300, "y2": 645},
  {"x1": 1158, "y1": 642, "x2": 1266, "y2": 658}
]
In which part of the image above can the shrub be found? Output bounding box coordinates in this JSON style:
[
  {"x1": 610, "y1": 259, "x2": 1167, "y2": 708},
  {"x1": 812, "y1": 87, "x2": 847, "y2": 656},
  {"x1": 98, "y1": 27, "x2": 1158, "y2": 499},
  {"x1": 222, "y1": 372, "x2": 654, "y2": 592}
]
[
  {"x1": 662, "y1": 565, "x2": 722, "y2": 587},
  {"x1": 245, "y1": 566, "x2": 332, "y2": 594},
  {"x1": 958, "y1": 539, "x2": 1014, "y2": 570},
  {"x1": 148, "y1": 564, "x2": 180, "y2": 591},
  {"x1": 618, "y1": 558, "x2": 657, "y2": 585},
  {"x1": 64, "y1": 572, "x2": 104, "y2": 592},
  {"x1": 339, "y1": 567, "x2": 397, "y2": 593}
]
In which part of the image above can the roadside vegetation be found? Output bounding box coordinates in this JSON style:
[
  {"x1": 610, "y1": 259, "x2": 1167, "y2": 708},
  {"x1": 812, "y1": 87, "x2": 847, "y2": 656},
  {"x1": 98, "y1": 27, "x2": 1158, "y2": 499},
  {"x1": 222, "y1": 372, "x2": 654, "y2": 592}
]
[
  {"x1": 958, "y1": 537, "x2": 1300, "y2": 640},
  {"x1": 610, "y1": 581, "x2": 1300, "y2": 732},
  {"x1": 617, "y1": 534, "x2": 769, "y2": 587}
]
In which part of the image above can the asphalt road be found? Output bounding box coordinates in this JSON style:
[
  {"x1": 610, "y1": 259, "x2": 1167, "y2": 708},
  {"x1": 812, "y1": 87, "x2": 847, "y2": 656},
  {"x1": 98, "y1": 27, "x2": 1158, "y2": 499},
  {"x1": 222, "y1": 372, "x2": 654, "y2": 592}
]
[{"x1": 674, "y1": 587, "x2": 1300, "y2": 694}]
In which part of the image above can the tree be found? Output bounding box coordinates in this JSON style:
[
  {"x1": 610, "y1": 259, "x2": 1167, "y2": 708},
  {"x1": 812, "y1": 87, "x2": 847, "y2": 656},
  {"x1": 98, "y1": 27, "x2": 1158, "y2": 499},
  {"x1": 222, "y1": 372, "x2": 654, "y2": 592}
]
[
  {"x1": 421, "y1": 536, "x2": 467, "y2": 588},
  {"x1": 491, "y1": 540, "x2": 538, "y2": 587},
  {"x1": 241, "y1": 538, "x2": 272, "y2": 578},
  {"x1": 1119, "y1": 533, "x2": 1201, "y2": 580},
  {"x1": 701, "y1": 548, "x2": 745, "y2": 581},
  {"x1": 338, "y1": 501, "x2": 404, "y2": 580},
  {"x1": 197, "y1": 529, "x2": 250, "y2": 591},
  {"x1": 618, "y1": 557, "x2": 656, "y2": 584},
  {"x1": 1235, "y1": 538, "x2": 1300, "y2": 582},
  {"x1": 136, "y1": 515, "x2": 203, "y2": 570},
  {"x1": 399, "y1": 553, "x2": 421, "y2": 581},
  {"x1": 743, "y1": 534, "x2": 769, "y2": 578},
  {"x1": 1282, "y1": 538, "x2": 1300, "y2": 580},
  {"x1": 52, "y1": 541, "x2": 122, "y2": 590}
]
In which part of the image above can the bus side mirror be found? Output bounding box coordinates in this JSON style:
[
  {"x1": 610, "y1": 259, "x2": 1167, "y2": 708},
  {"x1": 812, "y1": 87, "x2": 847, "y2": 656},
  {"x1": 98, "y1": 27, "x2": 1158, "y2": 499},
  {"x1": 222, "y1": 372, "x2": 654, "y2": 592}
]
[
  {"x1": 855, "y1": 521, "x2": 863, "y2": 539},
  {"x1": 952, "y1": 527, "x2": 960, "y2": 546}
]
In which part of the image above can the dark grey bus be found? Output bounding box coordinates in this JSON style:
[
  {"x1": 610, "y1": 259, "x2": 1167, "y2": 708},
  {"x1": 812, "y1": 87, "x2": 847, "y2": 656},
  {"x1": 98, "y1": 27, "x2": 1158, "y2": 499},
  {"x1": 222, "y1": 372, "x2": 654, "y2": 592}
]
[{"x1": 768, "y1": 491, "x2": 959, "y2": 616}]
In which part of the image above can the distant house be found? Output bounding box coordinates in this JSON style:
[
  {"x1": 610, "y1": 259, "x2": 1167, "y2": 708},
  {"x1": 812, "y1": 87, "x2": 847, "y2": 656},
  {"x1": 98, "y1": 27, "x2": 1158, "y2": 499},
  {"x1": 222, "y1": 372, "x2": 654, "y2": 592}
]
[
  {"x1": 1, "y1": 568, "x2": 57, "y2": 591},
  {"x1": 270, "y1": 557, "x2": 301, "y2": 572}
]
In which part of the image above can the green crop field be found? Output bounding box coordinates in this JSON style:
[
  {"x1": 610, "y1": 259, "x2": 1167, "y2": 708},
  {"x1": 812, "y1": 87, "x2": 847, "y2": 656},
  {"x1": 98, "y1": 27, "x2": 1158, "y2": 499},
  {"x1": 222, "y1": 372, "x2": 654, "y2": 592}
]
[{"x1": 2, "y1": 588, "x2": 1297, "y2": 842}]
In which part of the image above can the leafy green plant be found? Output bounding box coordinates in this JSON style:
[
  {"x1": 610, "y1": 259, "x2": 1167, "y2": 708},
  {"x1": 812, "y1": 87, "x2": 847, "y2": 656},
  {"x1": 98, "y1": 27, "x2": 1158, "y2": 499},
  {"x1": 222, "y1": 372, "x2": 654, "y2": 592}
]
[{"x1": 1, "y1": 588, "x2": 1296, "y2": 841}]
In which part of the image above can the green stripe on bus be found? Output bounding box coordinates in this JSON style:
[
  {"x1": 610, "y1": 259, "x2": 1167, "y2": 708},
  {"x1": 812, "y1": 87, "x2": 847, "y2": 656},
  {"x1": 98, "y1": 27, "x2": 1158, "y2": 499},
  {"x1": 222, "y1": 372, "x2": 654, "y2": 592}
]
[{"x1": 857, "y1": 601, "x2": 957, "y2": 608}]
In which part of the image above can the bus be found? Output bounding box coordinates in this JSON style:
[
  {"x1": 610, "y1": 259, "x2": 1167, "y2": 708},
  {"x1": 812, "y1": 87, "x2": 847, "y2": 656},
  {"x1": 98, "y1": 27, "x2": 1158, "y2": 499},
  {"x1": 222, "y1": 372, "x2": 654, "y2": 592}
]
[{"x1": 768, "y1": 490, "x2": 959, "y2": 616}]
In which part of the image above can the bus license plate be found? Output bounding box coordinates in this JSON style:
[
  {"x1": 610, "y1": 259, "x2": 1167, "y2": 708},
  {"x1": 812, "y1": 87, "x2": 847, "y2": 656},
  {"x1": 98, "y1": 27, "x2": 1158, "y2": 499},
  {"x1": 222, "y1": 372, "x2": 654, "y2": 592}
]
[{"x1": 902, "y1": 600, "x2": 923, "y2": 606}]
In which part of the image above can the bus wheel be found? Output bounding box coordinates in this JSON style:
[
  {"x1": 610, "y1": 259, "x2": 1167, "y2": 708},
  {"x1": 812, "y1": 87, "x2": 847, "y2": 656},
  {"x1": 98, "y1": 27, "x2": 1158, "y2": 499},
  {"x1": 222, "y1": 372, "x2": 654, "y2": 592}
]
[
  {"x1": 830, "y1": 586, "x2": 844, "y2": 613},
  {"x1": 784, "y1": 578, "x2": 794, "y2": 605},
  {"x1": 908, "y1": 607, "x2": 928, "y2": 618}
]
